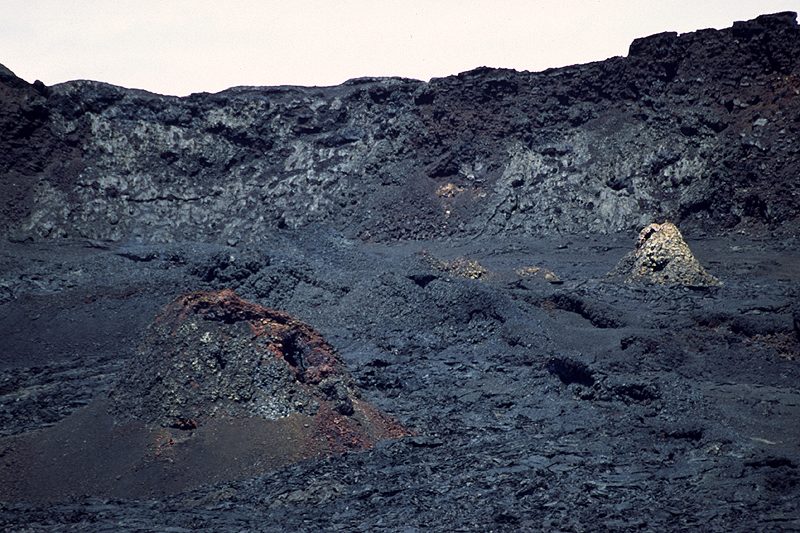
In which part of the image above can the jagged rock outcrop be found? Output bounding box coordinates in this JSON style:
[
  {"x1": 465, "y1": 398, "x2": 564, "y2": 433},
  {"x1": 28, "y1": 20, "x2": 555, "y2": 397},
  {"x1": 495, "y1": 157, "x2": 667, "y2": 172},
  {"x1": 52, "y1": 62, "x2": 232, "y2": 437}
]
[
  {"x1": 0, "y1": 12, "x2": 798, "y2": 244},
  {"x1": 608, "y1": 221, "x2": 722, "y2": 285}
]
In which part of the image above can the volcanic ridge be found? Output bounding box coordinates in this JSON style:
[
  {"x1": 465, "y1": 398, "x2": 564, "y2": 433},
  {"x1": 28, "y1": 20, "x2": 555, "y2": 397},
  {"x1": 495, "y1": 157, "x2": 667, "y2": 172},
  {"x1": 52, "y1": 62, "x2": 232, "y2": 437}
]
[{"x1": 1, "y1": 11, "x2": 799, "y2": 533}]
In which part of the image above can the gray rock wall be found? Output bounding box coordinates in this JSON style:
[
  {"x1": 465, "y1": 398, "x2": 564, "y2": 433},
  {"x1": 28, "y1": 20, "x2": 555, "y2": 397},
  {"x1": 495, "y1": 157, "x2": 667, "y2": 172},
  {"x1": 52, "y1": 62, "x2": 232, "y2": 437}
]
[{"x1": 2, "y1": 12, "x2": 799, "y2": 244}]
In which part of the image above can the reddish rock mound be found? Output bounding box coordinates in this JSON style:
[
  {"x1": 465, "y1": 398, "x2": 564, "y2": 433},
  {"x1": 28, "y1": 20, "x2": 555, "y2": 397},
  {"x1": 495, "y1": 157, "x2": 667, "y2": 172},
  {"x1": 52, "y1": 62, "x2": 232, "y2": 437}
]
[
  {"x1": 111, "y1": 289, "x2": 366, "y2": 427},
  {"x1": 0, "y1": 290, "x2": 412, "y2": 502}
]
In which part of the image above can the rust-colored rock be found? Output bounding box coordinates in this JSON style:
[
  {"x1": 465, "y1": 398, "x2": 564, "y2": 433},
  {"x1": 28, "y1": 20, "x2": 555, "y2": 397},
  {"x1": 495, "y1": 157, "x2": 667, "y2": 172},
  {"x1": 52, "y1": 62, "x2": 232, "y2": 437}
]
[
  {"x1": 608, "y1": 222, "x2": 722, "y2": 286},
  {"x1": 113, "y1": 288, "x2": 414, "y2": 466},
  {"x1": 110, "y1": 289, "x2": 364, "y2": 425}
]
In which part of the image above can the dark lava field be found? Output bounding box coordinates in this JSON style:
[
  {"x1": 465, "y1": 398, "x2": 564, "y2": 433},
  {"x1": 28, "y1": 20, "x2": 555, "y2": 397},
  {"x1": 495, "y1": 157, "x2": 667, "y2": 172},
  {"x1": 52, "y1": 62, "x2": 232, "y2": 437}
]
[{"x1": 1, "y1": 11, "x2": 800, "y2": 533}]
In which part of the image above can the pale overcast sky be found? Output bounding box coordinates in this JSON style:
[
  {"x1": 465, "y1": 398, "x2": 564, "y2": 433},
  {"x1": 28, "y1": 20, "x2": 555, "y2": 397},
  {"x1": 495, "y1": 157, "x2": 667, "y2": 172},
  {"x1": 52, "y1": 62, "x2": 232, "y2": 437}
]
[{"x1": 1, "y1": 1, "x2": 798, "y2": 96}]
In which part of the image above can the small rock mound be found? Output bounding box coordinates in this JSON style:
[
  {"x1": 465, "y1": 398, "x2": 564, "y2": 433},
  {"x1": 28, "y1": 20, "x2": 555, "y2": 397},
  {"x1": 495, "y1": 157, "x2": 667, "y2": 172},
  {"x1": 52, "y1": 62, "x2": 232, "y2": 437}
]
[
  {"x1": 110, "y1": 289, "x2": 362, "y2": 426},
  {"x1": 109, "y1": 290, "x2": 411, "y2": 449},
  {"x1": 608, "y1": 222, "x2": 722, "y2": 286}
]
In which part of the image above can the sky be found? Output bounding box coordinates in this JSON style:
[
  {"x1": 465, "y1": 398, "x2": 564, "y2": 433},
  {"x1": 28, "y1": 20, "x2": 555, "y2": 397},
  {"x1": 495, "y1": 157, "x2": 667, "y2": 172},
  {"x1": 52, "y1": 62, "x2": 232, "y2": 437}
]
[{"x1": 1, "y1": 0, "x2": 798, "y2": 96}]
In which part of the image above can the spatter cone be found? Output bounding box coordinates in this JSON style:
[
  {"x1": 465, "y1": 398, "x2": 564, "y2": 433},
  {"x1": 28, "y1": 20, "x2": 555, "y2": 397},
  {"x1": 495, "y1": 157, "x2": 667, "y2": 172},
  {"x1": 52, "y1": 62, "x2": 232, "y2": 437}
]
[
  {"x1": 608, "y1": 222, "x2": 722, "y2": 286},
  {"x1": 110, "y1": 290, "x2": 411, "y2": 450}
]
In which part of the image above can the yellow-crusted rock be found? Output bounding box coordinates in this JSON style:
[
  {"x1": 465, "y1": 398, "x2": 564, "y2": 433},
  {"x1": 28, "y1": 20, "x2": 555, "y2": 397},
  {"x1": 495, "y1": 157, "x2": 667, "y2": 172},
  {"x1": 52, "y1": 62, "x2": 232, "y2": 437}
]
[{"x1": 608, "y1": 222, "x2": 721, "y2": 286}]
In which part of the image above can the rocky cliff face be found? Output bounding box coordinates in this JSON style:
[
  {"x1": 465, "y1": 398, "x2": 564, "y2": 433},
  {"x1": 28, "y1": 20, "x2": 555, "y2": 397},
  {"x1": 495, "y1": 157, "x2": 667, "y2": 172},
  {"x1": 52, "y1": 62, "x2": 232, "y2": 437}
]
[{"x1": 1, "y1": 12, "x2": 799, "y2": 244}]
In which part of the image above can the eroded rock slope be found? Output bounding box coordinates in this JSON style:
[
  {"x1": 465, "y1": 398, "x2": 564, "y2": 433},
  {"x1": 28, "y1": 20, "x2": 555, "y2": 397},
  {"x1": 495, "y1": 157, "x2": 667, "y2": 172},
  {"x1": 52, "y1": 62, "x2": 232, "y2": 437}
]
[{"x1": 1, "y1": 12, "x2": 799, "y2": 244}]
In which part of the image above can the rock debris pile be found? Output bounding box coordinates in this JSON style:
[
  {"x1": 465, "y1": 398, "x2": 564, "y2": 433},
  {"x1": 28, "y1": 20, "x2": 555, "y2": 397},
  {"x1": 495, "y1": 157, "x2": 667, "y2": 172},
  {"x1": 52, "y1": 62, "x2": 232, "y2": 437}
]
[{"x1": 112, "y1": 289, "x2": 363, "y2": 425}]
